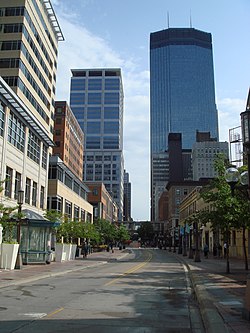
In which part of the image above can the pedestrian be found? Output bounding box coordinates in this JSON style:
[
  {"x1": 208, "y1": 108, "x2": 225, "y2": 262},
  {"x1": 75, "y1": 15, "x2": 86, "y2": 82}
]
[{"x1": 203, "y1": 243, "x2": 209, "y2": 258}]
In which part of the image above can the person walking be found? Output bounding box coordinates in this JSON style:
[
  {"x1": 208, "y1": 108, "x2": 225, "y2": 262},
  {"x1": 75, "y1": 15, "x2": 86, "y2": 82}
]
[{"x1": 203, "y1": 243, "x2": 209, "y2": 258}]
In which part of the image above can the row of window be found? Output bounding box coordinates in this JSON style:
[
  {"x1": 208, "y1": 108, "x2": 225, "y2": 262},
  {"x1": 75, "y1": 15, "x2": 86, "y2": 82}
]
[
  {"x1": 86, "y1": 122, "x2": 119, "y2": 134},
  {"x1": 0, "y1": 103, "x2": 47, "y2": 168},
  {"x1": 48, "y1": 165, "x2": 88, "y2": 200},
  {"x1": 47, "y1": 196, "x2": 91, "y2": 222},
  {"x1": 3, "y1": 76, "x2": 50, "y2": 124},
  {"x1": 86, "y1": 136, "x2": 120, "y2": 149},
  {"x1": 70, "y1": 92, "x2": 120, "y2": 105},
  {"x1": 72, "y1": 106, "x2": 120, "y2": 120},
  {"x1": 85, "y1": 155, "x2": 118, "y2": 162},
  {"x1": 5, "y1": 166, "x2": 45, "y2": 209},
  {"x1": 71, "y1": 78, "x2": 120, "y2": 91},
  {"x1": 0, "y1": 40, "x2": 52, "y2": 83}
]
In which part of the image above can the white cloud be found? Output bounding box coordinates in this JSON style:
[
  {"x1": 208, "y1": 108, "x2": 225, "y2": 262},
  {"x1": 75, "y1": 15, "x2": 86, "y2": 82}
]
[
  {"x1": 218, "y1": 97, "x2": 245, "y2": 142},
  {"x1": 54, "y1": 8, "x2": 150, "y2": 220}
]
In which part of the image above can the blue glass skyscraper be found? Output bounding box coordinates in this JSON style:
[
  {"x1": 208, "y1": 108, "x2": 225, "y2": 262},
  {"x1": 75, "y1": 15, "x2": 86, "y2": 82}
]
[
  {"x1": 70, "y1": 68, "x2": 124, "y2": 220},
  {"x1": 150, "y1": 28, "x2": 219, "y2": 220}
]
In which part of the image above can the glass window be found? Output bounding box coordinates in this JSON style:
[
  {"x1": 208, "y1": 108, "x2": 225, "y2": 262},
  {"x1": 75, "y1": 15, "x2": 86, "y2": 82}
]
[
  {"x1": 87, "y1": 122, "x2": 100, "y2": 134},
  {"x1": 32, "y1": 181, "x2": 37, "y2": 206},
  {"x1": 86, "y1": 137, "x2": 100, "y2": 149},
  {"x1": 27, "y1": 131, "x2": 40, "y2": 164},
  {"x1": 5, "y1": 166, "x2": 13, "y2": 198},
  {"x1": 104, "y1": 92, "x2": 119, "y2": 104},
  {"x1": 8, "y1": 112, "x2": 25, "y2": 152},
  {"x1": 14, "y1": 172, "x2": 21, "y2": 200},
  {"x1": 70, "y1": 92, "x2": 85, "y2": 105},
  {"x1": 40, "y1": 186, "x2": 44, "y2": 209},
  {"x1": 104, "y1": 107, "x2": 119, "y2": 119},
  {"x1": 42, "y1": 145, "x2": 47, "y2": 169},
  {"x1": 103, "y1": 136, "x2": 119, "y2": 149},
  {"x1": 105, "y1": 78, "x2": 119, "y2": 90},
  {"x1": 88, "y1": 93, "x2": 101, "y2": 104},
  {"x1": 0, "y1": 102, "x2": 5, "y2": 136},
  {"x1": 104, "y1": 122, "x2": 119, "y2": 134},
  {"x1": 25, "y1": 178, "x2": 31, "y2": 204},
  {"x1": 87, "y1": 107, "x2": 101, "y2": 119},
  {"x1": 71, "y1": 78, "x2": 85, "y2": 90},
  {"x1": 88, "y1": 79, "x2": 102, "y2": 90}
]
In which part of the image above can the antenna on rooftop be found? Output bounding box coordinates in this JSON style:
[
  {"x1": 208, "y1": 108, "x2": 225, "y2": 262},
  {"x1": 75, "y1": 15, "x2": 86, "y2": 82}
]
[
  {"x1": 189, "y1": 9, "x2": 192, "y2": 28},
  {"x1": 167, "y1": 11, "x2": 170, "y2": 28}
]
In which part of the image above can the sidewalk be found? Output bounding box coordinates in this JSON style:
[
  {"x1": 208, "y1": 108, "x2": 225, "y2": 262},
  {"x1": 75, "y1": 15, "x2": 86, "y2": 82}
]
[
  {"x1": 0, "y1": 248, "x2": 250, "y2": 332},
  {"x1": 172, "y1": 251, "x2": 250, "y2": 333}
]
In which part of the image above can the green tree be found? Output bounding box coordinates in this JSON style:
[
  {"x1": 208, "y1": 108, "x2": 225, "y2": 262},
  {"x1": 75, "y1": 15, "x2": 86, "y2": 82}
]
[
  {"x1": 94, "y1": 219, "x2": 117, "y2": 244},
  {"x1": 116, "y1": 224, "x2": 130, "y2": 244},
  {"x1": 200, "y1": 154, "x2": 249, "y2": 272},
  {"x1": 137, "y1": 222, "x2": 154, "y2": 245}
]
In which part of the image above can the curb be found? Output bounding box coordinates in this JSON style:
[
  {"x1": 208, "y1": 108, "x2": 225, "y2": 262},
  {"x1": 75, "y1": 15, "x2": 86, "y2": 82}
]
[{"x1": 174, "y1": 253, "x2": 229, "y2": 333}]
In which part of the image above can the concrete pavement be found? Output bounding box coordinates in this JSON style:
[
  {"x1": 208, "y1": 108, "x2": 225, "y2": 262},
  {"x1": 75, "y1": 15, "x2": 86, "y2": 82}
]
[{"x1": 0, "y1": 248, "x2": 250, "y2": 332}]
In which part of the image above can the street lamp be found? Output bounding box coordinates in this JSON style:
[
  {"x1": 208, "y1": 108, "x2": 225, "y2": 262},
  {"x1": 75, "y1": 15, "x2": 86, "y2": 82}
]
[
  {"x1": 15, "y1": 189, "x2": 24, "y2": 269},
  {"x1": 188, "y1": 224, "x2": 194, "y2": 259},
  {"x1": 194, "y1": 211, "x2": 201, "y2": 262}
]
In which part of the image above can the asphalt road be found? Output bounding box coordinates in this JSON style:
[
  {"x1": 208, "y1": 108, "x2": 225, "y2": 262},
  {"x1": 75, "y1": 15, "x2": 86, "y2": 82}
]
[{"x1": 0, "y1": 249, "x2": 205, "y2": 333}]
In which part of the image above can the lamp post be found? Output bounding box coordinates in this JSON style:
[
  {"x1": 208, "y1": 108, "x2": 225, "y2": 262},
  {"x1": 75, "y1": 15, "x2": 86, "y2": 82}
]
[
  {"x1": 194, "y1": 211, "x2": 201, "y2": 262},
  {"x1": 188, "y1": 224, "x2": 194, "y2": 259},
  {"x1": 183, "y1": 224, "x2": 187, "y2": 256},
  {"x1": 240, "y1": 104, "x2": 250, "y2": 320},
  {"x1": 15, "y1": 189, "x2": 24, "y2": 269}
]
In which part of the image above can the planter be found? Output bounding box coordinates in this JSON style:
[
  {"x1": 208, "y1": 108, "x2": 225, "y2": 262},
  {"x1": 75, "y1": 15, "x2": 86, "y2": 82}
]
[
  {"x1": 70, "y1": 244, "x2": 77, "y2": 260},
  {"x1": 0, "y1": 243, "x2": 19, "y2": 270},
  {"x1": 55, "y1": 243, "x2": 66, "y2": 262},
  {"x1": 64, "y1": 244, "x2": 72, "y2": 261}
]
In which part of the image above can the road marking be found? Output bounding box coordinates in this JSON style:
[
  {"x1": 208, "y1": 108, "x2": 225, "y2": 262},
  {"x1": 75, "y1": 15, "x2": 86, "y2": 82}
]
[
  {"x1": 46, "y1": 307, "x2": 64, "y2": 318},
  {"x1": 105, "y1": 252, "x2": 152, "y2": 286},
  {"x1": 20, "y1": 313, "x2": 47, "y2": 319}
]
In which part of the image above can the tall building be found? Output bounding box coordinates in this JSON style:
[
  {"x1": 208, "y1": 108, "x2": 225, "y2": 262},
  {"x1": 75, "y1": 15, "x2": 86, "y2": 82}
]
[
  {"x1": 70, "y1": 68, "x2": 124, "y2": 220},
  {"x1": 150, "y1": 28, "x2": 219, "y2": 221},
  {"x1": 123, "y1": 170, "x2": 132, "y2": 221},
  {"x1": 0, "y1": 1, "x2": 64, "y2": 138},
  {"x1": 0, "y1": 1, "x2": 63, "y2": 213},
  {"x1": 192, "y1": 132, "x2": 229, "y2": 181}
]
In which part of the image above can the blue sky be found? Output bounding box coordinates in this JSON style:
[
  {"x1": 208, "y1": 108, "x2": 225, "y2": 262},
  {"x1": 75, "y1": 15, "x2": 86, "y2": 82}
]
[{"x1": 51, "y1": 0, "x2": 250, "y2": 221}]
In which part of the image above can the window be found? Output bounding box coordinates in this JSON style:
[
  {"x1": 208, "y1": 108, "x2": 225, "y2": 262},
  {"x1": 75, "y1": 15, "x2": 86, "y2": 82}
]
[
  {"x1": 104, "y1": 92, "x2": 119, "y2": 104},
  {"x1": 104, "y1": 122, "x2": 119, "y2": 134},
  {"x1": 8, "y1": 112, "x2": 25, "y2": 151},
  {"x1": 40, "y1": 186, "x2": 45, "y2": 209},
  {"x1": 25, "y1": 178, "x2": 31, "y2": 204},
  {"x1": 32, "y1": 181, "x2": 37, "y2": 206},
  {"x1": 14, "y1": 172, "x2": 21, "y2": 200},
  {"x1": 27, "y1": 131, "x2": 40, "y2": 164},
  {"x1": 51, "y1": 196, "x2": 62, "y2": 212},
  {"x1": 0, "y1": 102, "x2": 5, "y2": 136},
  {"x1": 5, "y1": 166, "x2": 13, "y2": 198},
  {"x1": 87, "y1": 122, "x2": 101, "y2": 134},
  {"x1": 88, "y1": 79, "x2": 102, "y2": 90},
  {"x1": 105, "y1": 78, "x2": 119, "y2": 90},
  {"x1": 42, "y1": 145, "x2": 47, "y2": 169},
  {"x1": 74, "y1": 205, "x2": 80, "y2": 220},
  {"x1": 65, "y1": 200, "x2": 72, "y2": 218},
  {"x1": 88, "y1": 93, "x2": 101, "y2": 104}
]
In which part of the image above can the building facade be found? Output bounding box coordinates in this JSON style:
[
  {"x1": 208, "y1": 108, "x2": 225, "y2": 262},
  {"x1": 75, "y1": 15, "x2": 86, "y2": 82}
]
[
  {"x1": 123, "y1": 170, "x2": 132, "y2": 221},
  {"x1": 69, "y1": 68, "x2": 124, "y2": 220},
  {"x1": 150, "y1": 28, "x2": 219, "y2": 220},
  {"x1": 47, "y1": 156, "x2": 93, "y2": 223},
  {"x1": 0, "y1": 0, "x2": 63, "y2": 213},
  {"x1": 54, "y1": 101, "x2": 84, "y2": 181},
  {"x1": 86, "y1": 182, "x2": 118, "y2": 223}
]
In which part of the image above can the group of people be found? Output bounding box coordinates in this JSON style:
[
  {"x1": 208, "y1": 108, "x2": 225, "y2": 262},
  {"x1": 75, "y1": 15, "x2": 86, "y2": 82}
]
[
  {"x1": 203, "y1": 242, "x2": 228, "y2": 259},
  {"x1": 81, "y1": 242, "x2": 91, "y2": 258}
]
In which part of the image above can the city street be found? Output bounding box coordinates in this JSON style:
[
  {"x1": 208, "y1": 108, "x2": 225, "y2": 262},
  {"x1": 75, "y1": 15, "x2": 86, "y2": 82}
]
[{"x1": 0, "y1": 249, "x2": 204, "y2": 333}]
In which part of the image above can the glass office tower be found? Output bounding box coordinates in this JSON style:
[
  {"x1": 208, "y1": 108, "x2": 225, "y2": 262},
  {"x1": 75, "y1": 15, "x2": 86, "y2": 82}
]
[
  {"x1": 150, "y1": 28, "x2": 219, "y2": 220},
  {"x1": 70, "y1": 68, "x2": 124, "y2": 220}
]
